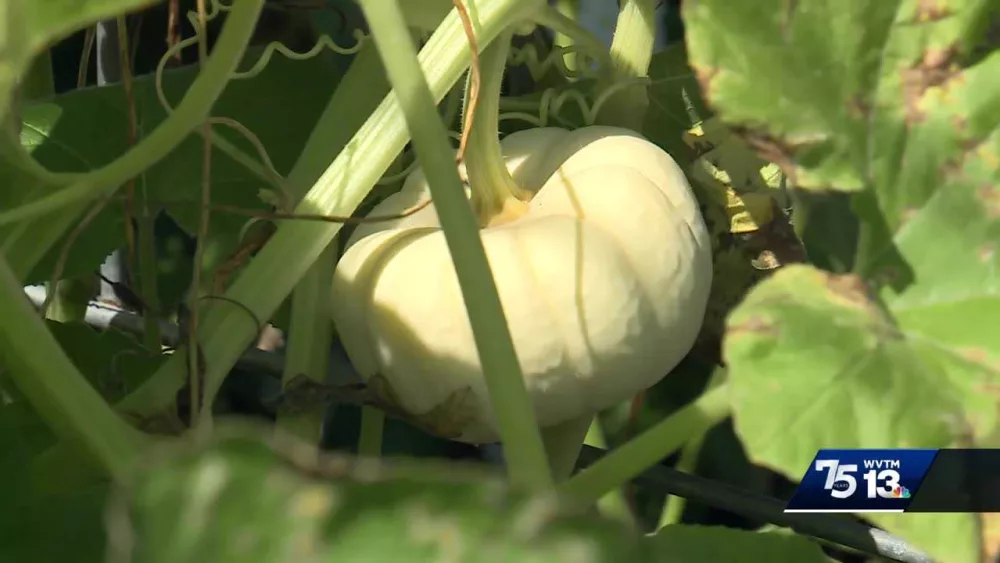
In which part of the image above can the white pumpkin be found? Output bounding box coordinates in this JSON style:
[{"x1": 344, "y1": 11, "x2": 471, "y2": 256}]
[{"x1": 331, "y1": 126, "x2": 713, "y2": 443}]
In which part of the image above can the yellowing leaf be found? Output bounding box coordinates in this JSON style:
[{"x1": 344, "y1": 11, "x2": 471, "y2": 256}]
[{"x1": 684, "y1": 117, "x2": 783, "y2": 234}]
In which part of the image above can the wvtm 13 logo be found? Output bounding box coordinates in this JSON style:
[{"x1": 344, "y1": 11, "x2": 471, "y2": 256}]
[
  {"x1": 815, "y1": 459, "x2": 909, "y2": 500},
  {"x1": 783, "y1": 449, "x2": 938, "y2": 513}
]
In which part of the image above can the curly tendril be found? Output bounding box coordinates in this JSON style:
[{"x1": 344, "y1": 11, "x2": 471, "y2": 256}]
[
  {"x1": 152, "y1": 0, "x2": 372, "y2": 199},
  {"x1": 496, "y1": 76, "x2": 649, "y2": 128},
  {"x1": 506, "y1": 43, "x2": 603, "y2": 81},
  {"x1": 149, "y1": 0, "x2": 663, "y2": 223},
  {"x1": 229, "y1": 28, "x2": 368, "y2": 80}
]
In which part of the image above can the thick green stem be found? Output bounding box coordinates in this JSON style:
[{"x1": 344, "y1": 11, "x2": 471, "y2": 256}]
[
  {"x1": 285, "y1": 42, "x2": 390, "y2": 201},
  {"x1": 465, "y1": 31, "x2": 526, "y2": 219},
  {"x1": 558, "y1": 384, "x2": 731, "y2": 507},
  {"x1": 22, "y1": 52, "x2": 55, "y2": 101},
  {"x1": 274, "y1": 41, "x2": 391, "y2": 444},
  {"x1": 361, "y1": 0, "x2": 551, "y2": 491},
  {"x1": 596, "y1": 0, "x2": 657, "y2": 130},
  {"x1": 658, "y1": 368, "x2": 727, "y2": 527},
  {"x1": 276, "y1": 243, "x2": 336, "y2": 443},
  {"x1": 358, "y1": 406, "x2": 385, "y2": 457},
  {"x1": 551, "y1": 0, "x2": 580, "y2": 72},
  {"x1": 118, "y1": 0, "x2": 540, "y2": 432},
  {"x1": 584, "y1": 419, "x2": 637, "y2": 525},
  {"x1": 533, "y1": 6, "x2": 613, "y2": 74},
  {"x1": 0, "y1": 257, "x2": 145, "y2": 481},
  {"x1": 1, "y1": 0, "x2": 265, "y2": 279},
  {"x1": 542, "y1": 414, "x2": 592, "y2": 482},
  {"x1": 657, "y1": 431, "x2": 705, "y2": 527}
]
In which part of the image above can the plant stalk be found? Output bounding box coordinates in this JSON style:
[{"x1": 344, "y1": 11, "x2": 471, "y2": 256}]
[
  {"x1": 0, "y1": 257, "x2": 145, "y2": 481},
  {"x1": 585, "y1": 419, "x2": 637, "y2": 525},
  {"x1": 551, "y1": 0, "x2": 581, "y2": 73},
  {"x1": 274, "y1": 40, "x2": 390, "y2": 444},
  {"x1": 358, "y1": 406, "x2": 385, "y2": 456},
  {"x1": 558, "y1": 384, "x2": 731, "y2": 507},
  {"x1": 22, "y1": 52, "x2": 55, "y2": 101},
  {"x1": 464, "y1": 30, "x2": 528, "y2": 219},
  {"x1": 360, "y1": 0, "x2": 552, "y2": 490},
  {"x1": 532, "y1": 3, "x2": 616, "y2": 80},
  {"x1": 596, "y1": 0, "x2": 657, "y2": 130},
  {"x1": 542, "y1": 414, "x2": 593, "y2": 482},
  {"x1": 658, "y1": 367, "x2": 727, "y2": 527},
  {"x1": 276, "y1": 244, "x2": 336, "y2": 443}
]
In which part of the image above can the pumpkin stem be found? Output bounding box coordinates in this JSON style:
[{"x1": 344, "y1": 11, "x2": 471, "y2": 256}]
[{"x1": 463, "y1": 30, "x2": 528, "y2": 223}]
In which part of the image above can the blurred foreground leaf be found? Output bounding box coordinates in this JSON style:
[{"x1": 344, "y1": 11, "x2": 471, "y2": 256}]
[
  {"x1": 109, "y1": 432, "x2": 650, "y2": 563},
  {"x1": 645, "y1": 525, "x2": 831, "y2": 562},
  {"x1": 724, "y1": 265, "x2": 989, "y2": 563}
]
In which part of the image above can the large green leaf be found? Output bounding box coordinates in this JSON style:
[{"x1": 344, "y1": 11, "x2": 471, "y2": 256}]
[
  {"x1": 43, "y1": 321, "x2": 166, "y2": 403},
  {"x1": 683, "y1": 0, "x2": 998, "y2": 195},
  {"x1": 0, "y1": 389, "x2": 110, "y2": 561},
  {"x1": 0, "y1": 321, "x2": 162, "y2": 561},
  {"x1": 723, "y1": 265, "x2": 988, "y2": 563},
  {"x1": 681, "y1": 1, "x2": 891, "y2": 191},
  {"x1": 0, "y1": 0, "x2": 161, "y2": 120},
  {"x1": 687, "y1": 2, "x2": 999, "y2": 559},
  {"x1": 19, "y1": 50, "x2": 340, "y2": 289},
  {"x1": 110, "y1": 432, "x2": 651, "y2": 563}
]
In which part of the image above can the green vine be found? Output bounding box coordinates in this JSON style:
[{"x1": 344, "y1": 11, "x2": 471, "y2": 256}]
[
  {"x1": 2, "y1": 0, "x2": 266, "y2": 281},
  {"x1": 0, "y1": 257, "x2": 147, "y2": 480}
]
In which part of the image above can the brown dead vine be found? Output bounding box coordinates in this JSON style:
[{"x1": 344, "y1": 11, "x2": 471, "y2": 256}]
[{"x1": 166, "y1": 0, "x2": 181, "y2": 61}]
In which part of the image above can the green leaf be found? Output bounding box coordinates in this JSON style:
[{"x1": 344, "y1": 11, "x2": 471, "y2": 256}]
[
  {"x1": 0, "y1": 393, "x2": 109, "y2": 561},
  {"x1": 18, "y1": 50, "x2": 339, "y2": 288},
  {"x1": 644, "y1": 42, "x2": 714, "y2": 162},
  {"x1": 111, "y1": 433, "x2": 651, "y2": 563},
  {"x1": 682, "y1": 0, "x2": 998, "y2": 193},
  {"x1": 644, "y1": 525, "x2": 832, "y2": 562},
  {"x1": 790, "y1": 191, "x2": 859, "y2": 273},
  {"x1": 723, "y1": 264, "x2": 988, "y2": 563},
  {"x1": 681, "y1": 1, "x2": 892, "y2": 191},
  {"x1": 44, "y1": 321, "x2": 166, "y2": 403},
  {"x1": 0, "y1": 321, "x2": 159, "y2": 509},
  {"x1": 0, "y1": 0, "x2": 161, "y2": 120},
  {"x1": 687, "y1": 4, "x2": 999, "y2": 559}
]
